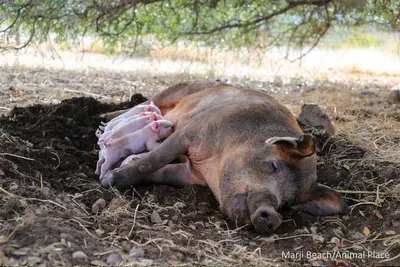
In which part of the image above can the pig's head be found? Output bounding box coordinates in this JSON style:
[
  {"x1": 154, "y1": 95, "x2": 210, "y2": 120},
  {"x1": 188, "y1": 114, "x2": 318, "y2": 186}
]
[
  {"x1": 221, "y1": 134, "x2": 347, "y2": 234},
  {"x1": 150, "y1": 120, "x2": 174, "y2": 139}
]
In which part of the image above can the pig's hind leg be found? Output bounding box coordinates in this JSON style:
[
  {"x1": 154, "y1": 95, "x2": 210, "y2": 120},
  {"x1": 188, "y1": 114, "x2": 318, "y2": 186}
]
[{"x1": 100, "y1": 130, "x2": 192, "y2": 189}]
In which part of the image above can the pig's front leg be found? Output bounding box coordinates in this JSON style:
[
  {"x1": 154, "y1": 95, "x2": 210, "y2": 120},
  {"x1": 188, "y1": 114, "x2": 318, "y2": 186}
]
[{"x1": 100, "y1": 130, "x2": 191, "y2": 189}]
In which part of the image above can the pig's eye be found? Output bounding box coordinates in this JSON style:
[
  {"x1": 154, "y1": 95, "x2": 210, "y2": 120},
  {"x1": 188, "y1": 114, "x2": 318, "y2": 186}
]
[{"x1": 265, "y1": 161, "x2": 280, "y2": 174}]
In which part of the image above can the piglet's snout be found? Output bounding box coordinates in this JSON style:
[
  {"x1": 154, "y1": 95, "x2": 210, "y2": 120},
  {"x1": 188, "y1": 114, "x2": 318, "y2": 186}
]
[{"x1": 250, "y1": 205, "x2": 282, "y2": 233}]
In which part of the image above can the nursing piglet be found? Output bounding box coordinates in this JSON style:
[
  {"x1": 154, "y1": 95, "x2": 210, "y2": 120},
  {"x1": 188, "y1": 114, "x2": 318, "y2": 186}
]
[{"x1": 99, "y1": 120, "x2": 174, "y2": 178}]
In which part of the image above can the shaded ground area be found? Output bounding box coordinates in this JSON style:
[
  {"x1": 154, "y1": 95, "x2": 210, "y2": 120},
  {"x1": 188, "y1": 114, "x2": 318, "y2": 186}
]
[{"x1": 0, "y1": 81, "x2": 400, "y2": 266}]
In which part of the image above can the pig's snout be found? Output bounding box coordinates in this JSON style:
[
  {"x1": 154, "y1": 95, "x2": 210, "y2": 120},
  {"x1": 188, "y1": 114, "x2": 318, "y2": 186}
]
[{"x1": 250, "y1": 205, "x2": 282, "y2": 233}]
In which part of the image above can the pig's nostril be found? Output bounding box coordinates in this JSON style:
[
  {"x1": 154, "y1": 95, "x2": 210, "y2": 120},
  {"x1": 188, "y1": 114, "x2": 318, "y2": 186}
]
[{"x1": 259, "y1": 212, "x2": 269, "y2": 222}]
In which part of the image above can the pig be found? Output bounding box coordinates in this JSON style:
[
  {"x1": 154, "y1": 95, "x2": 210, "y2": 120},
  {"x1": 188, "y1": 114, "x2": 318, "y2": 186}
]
[
  {"x1": 99, "y1": 120, "x2": 174, "y2": 178},
  {"x1": 99, "y1": 81, "x2": 348, "y2": 233}
]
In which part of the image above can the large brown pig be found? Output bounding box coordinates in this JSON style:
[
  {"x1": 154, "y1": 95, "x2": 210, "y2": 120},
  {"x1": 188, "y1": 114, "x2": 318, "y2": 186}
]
[{"x1": 100, "y1": 81, "x2": 347, "y2": 233}]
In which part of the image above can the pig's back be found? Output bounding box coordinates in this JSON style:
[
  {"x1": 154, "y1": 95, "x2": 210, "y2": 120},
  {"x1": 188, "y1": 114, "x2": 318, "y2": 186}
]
[{"x1": 168, "y1": 85, "x2": 303, "y2": 146}]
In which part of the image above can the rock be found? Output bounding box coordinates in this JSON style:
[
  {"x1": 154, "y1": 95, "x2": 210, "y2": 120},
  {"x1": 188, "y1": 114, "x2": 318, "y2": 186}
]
[
  {"x1": 352, "y1": 245, "x2": 364, "y2": 251},
  {"x1": 171, "y1": 215, "x2": 179, "y2": 222},
  {"x1": 389, "y1": 88, "x2": 400, "y2": 102},
  {"x1": 106, "y1": 253, "x2": 122, "y2": 265},
  {"x1": 90, "y1": 260, "x2": 107, "y2": 266},
  {"x1": 332, "y1": 228, "x2": 345, "y2": 238},
  {"x1": 72, "y1": 251, "x2": 88, "y2": 259},
  {"x1": 297, "y1": 104, "x2": 335, "y2": 135},
  {"x1": 310, "y1": 226, "x2": 318, "y2": 234},
  {"x1": 312, "y1": 234, "x2": 325, "y2": 243},
  {"x1": 168, "y1": 260, "x2": 181, "y2": 265},
  {"x1": 151, "y1": 211, "x2": 162, "y2": 224},
  {"x1": 349, "y1": 231, "x2": 366, "y2": 240},
  {"x1": 140, "y1": 259, "x2": 153, "y2": 266},
  {"x1": 92, "y1": 198, "x2": 107, "y2": 213},
  {"x1": 294, "y1": 226, "x2": 310, "y2": 235},
  {"x1": 95, "y1": 229, "x2": 105, "y2": 236},
  {"x1": 129, "y1": 247, "x2": 145, "y2": 258}
]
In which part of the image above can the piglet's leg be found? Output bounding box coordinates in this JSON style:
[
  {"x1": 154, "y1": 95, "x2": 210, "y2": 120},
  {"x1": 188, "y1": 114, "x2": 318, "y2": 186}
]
[{"x1": 100, "y1": 130, "x2": 190, "y2": 189}]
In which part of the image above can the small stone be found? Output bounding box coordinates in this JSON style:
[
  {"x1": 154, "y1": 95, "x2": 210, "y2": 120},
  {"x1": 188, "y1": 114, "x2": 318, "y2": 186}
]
[
  {"x1": 92, "y1": 198, "x2": 107, "y2": 214},
  {"x1": 140, "y1": 259, "x2": 153, "y2": 266},
  {"x1": 332, "y1": 228, "x2": 345, "y2": 238},
  {"x1": 310, "y1": 226, "x2": 318, "y2": 234},
  {"x1": 61, "y1": 238, "x2": 68, "y2": 247},
  {"x1": 349, "y1": 232, "x2": 366, "y2": 240},
  {"x1": 106, "y1": 253, "x2": 122, "y2": 265},
  {"x1": 297, "y1": 104, "x2": 335, "y2": 135},
  {"x1": 189, "y1": 224, "x2": 196, "y2": 231},
  {"x1": 389, "y1": 88, "x2": 400, "y2": 102},
  {"x1": 352, "y1": 245, "x2": 364, "y2": 251},
  {"x1": 171, "y1": 215, "x2": 179, "y2": 222},
  {"x1": 72, "y1": 251, "x2": 87, "y2": 259},
  {"x1": 129, "y1": 247, "x2": 145, "y2": 258},
  {"x1": 95, "y1": 229, "x2": 105, "y2": 236},
  {"x1": 294, "y1": 226, "x2": 310, "y2": 235},
  {"x1": 151, "y1": 211, "x2": 162, "y2": 224},
  {"x1": 312, "y1": 234, "x2": 325, "y2": 243},
  {"x1": 90, "y1": 260, "x2": 107, "y2": 266},
  {"x1": 394, "y1": 209, "x2": 400, "y2": 219}
]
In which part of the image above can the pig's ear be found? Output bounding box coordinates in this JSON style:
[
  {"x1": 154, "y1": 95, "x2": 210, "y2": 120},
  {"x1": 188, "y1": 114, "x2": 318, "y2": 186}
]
[
  {"x1": 151, "y1": 121, "x2": 159, "y2": 132},
  {"x1": 266, "y1": 134, "x2": 315, "y2": 158},
  {"x1": 291, "y1": 183, "x2": 348, "y2": 216},
  {"x1": 150, "y1": 112, "x2": 158, "y2": 121},
  {"x1": 139, "y1": 112, "x2": 145, "y2": 117}
]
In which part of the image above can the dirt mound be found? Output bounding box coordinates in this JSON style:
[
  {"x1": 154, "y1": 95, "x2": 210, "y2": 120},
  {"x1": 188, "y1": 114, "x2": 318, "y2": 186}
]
[{"x1": 0, "y1": 97, "x2": 399, "y2": 266}]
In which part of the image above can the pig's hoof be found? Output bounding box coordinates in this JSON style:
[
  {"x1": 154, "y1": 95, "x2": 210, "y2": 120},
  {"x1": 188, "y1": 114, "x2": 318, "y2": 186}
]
[
  {"x1": 100, "y1": 166, "x2": 144, "y2": 190},
  {"x1": 100, "y1": 169, "x2": 129, "y2": 189}
]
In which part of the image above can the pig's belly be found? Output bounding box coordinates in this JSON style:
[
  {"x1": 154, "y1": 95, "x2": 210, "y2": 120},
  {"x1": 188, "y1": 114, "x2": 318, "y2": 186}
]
[{"x1": 192, "y1": 159, "x2": 221, "y2": 202}]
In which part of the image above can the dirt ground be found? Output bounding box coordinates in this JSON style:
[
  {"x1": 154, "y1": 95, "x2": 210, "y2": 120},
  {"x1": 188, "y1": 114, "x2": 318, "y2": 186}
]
[{"x1": 0, "y1": 64, "x2": 400, "y2": 266}]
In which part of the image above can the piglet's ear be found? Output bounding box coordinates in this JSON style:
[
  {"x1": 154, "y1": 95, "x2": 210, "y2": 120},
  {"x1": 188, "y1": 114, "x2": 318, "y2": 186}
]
[
  {"x1": 151, "y1": 121, "x2": 159, "y2": 132},
  {"x1": 291, "y1": 183, "x2": 348, "y2": 216},
  {"x1": 265, "y1": 134, "x2": 315, "y2": 158},
  {"x1": 150, "y1": 112, "x2": 158, "y2": 121}
]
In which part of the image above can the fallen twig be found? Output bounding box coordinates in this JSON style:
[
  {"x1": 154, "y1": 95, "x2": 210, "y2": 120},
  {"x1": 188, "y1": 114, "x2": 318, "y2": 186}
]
[{"x1": 0, "y1": 153, "x2": 35, "y2": 161}]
